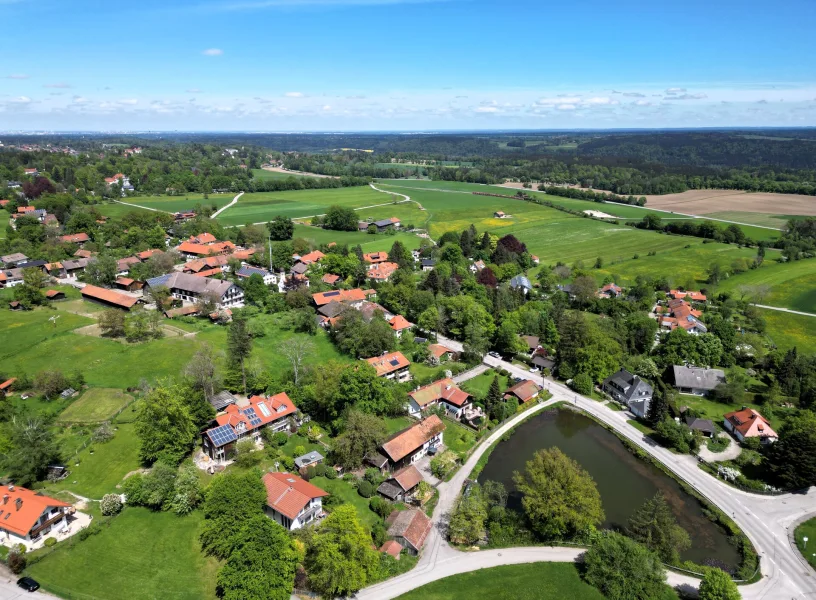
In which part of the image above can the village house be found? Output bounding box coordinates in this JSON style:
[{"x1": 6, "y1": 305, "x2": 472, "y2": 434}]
[
  {"x1": 510, "y1": 275, "x2": 533, "y2": 294},
  {"x1": 503, "y1": 379, "x2": 542, "y2": 404},
  {"x1": 312, "y1": 288, "x2": 375, "y2": 307},
  {"x1": 116, "y1": 256, "x2": 141, "y2": 276},
  {"x1": 470, "y1": 259, "x2": 486, "y2": 273},
  {"x1": 389, "y1": 314, "x2": 412, "y2": 338},
  {"x1": 0, "y1": 484, "x2": 81, "y2": 551},
  {"x1": 235, "y1": 264, "x2": 277, "y2": 286},
  {"x1": 367, "y1": 415, "x2": 445, "y2": 472},
  {"x1": 45, "y1": 290, "x2": 65, "y2": 300},
  {"x1": 145, "y1": 272, "x2": 244, "y2": 308},
  {"x1": 177, "y1": 239, "x2": 236, "y2": 260},
  {"x1": 368, "y1": 217, "x2": 401, "y2": 232},
  {"x1": 406, "y1": 378, "x2": 472, "y2": 418},
  {"x1": 62, "y1": 258, "x2": 88, "y2": 280},
  {"x1": 294, "y1": 451, "x2": 324, "y2": 473},
  {"x1": 298, "y1": 250, "x2": 325, "y2": 265},
  {"x1": 597, "y1": 283, "x2": 623, "y2": 298},
  {"x1": 201, "y1": 393, "x2": 297, "y2": 463},
  {"x1": 366, "y1": 351, "x2": 412, "y2": 382},
  {"x1": 420, "y1": 259, "x2": 436, "y2": 272},
  {"x1": 182, "y1": 255, "x2": 230, "y2": 274},
  {"x1": 723, "y1": 408, "x2": 778, "y2": 444},
  {"x1": 81, "y1": 285, "x2": 140, "y2": 310},
  {"x1": 24, "y1": 168, "x2": 39, "y2": 177},
  {"x1": 2, "y1": 268, "x2": 24, "y2": 287},
  {"x1": 531, "y1": 254, "x2": 540, "y2": 265},
  {"x1": 1, "y1": 253, "x2": 29, "y2": 268},
  {"x1": 363, "y1": 251, "x2": 389, "y2": 264},
  {"x1": 669, "y1": 290, "x2": 707, "y2": 302},
  {"x1": 377, "y1": 464, "x2": 423, "y2": 502},
  {"x1": 59, "y1": 232, "x2": 90, "y2": 245},
  {"x1": 520, "y1": 335, "x2": 541, "y2": 356},
  {"x1": 601, "y1": 369, "x2": 653, "y2": 418},
  {"x1": 385, "y1": 509, "x2": 432, "y2": 555},
  {"x1": 656, "y1": 298, "x2": 707, "y2": 335},
  {"x1": 428, "y1": 343, "x2": 456, "y2": 363},
  {"x1": 321, "y1": 273, "x2": 341, "y2": 286},
  {"x1": 115, "y1": 277, "x2": 143, "y2": 292},
  {"x1": 684, "y1": 415, "x2": 717, "y2": 438},
  {"x1": 44, "y1": 262, "x2": 65, "y2": 278},
  {"x1": 135, "y1": 249, "x2": 164, "y2": 262},
  {"x1": 672, "y1": 365, "x2": 726, "y2": 396},
  {"x1": 262, "y1": 472, "x2": 328, "y2": 531},
  {"x1": 367, "y1": 261, "x2": 400, "y2": 282}
]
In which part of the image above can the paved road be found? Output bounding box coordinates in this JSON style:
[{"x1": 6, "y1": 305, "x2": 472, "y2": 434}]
[
  {"x1": 210, "y1": 191, "x2": 244, "y2": 218},
  {"x1": 753, "y1": 304, "x2": 816, "y2": 318},
  {"x1": 0, "y1": 570, "x2": 55, "y2": 600},
  {"x1": 358, "y1": 355, "x2": 816, "y2": 599}
]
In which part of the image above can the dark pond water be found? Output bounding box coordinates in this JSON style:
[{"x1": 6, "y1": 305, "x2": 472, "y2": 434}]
[{"x1": 478, "y1": 408, "x2": 740, "y2": 569}]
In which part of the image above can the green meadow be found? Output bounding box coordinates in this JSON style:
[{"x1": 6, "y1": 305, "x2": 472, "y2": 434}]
[
  {"x1": 716, "y1": 258, "x2": 816, "y2": 312},
  {"x1": 760, "y1": 308, "x2": 816, "y2": 354}
]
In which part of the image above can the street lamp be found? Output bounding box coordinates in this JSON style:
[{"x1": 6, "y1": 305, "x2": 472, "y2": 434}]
[{"x1": 804, "y1": 536, "x2": 809, "y2": 550}]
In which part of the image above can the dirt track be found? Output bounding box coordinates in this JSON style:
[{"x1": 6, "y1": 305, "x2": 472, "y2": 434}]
[{"x1": 261, "y1": 166, "x2": 332, "y2": 178}]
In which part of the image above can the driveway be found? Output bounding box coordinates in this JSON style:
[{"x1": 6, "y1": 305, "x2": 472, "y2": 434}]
[
  {"x1": 697, "y1": 433, "x2": 742, "y2": 463},
  {"x1": 0, "y1": 567, "x2": 55, "y2": 600}
]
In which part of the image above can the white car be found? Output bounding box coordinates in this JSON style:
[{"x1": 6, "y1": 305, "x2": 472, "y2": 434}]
[{"x1": 529, "y1": 367, "x2": 540, "y2": 373}]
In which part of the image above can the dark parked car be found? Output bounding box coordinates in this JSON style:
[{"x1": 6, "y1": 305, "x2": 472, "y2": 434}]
[{"x1": 17, "y1": 577, "x2": 40, "y2": 592}]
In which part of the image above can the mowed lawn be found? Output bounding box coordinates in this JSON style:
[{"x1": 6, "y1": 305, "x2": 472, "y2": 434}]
[
  {"x1": 216, "y1": 185, "x2": 384, "y2": 227},
  {"x1": 290, "y1": 224, "x2": 422, "y2": 252},
  {"x1": 794, "y1": 517, "x2": 816, "y2": 569},
  {"x1": 123, "y1": 193, "x2": 235, "y2": 213},
  {"x1": 58, "y1": 388, "x2": 133, "y2": 423},
  {"x1": 717, "y1": 258, "x2": 816, "y2": 313},
  {"x1": 27, "y1": 508, "x2": 219, "y2": 600},
  {"x1": 310, "y1": 476, "x2": 381, "y2": 530},
  {"x1": 394, "y1": 563, "x2": 606, "y2": 600},
  {"x1": 49, "y1": 423, "x2": 142, "y2": 499}
]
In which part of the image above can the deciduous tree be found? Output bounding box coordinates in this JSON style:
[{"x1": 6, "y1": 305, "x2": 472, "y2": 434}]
[{"x1": 583, "y1": 532, "x2": 666, "y2": 600}]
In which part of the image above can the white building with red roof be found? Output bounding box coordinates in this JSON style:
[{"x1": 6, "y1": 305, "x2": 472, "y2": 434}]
[
  {"x1": 262, "y1": 472, "x2": 328, "y2": 530},
  {"x1": 202, "y1": 393, "x2": 297, "y2": 462},
  {"x1": 0, "y1": 484, "x2": 82, "y2": 550}
]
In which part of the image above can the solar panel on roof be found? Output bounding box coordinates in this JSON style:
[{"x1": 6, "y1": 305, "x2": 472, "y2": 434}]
[
  {"x1": 389, "y1": 359, "x2": 400, "y2": 366},
  {"x1": 208, "y1": 424, "x2": 238, "y2": 447},
  {"x1": 243, "y1": 407, "x2": 263, "y2": 427},
  {"x1": 324, "y1": 291, "x2": 340, "y2": 297}
]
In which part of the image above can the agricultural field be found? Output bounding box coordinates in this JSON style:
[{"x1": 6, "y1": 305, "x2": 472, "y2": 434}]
[
  {"x1": 122, "y1": 192, "x2": 235, "y2": 214},
  {"x1": 0, "y1": 208, "x2": 8, "y2": 238},
  {"x1": 57, "y1": 388, "x2": 134, "y2": 423},
  {"x1": 215, "y1": 185, "x2": 384, "y2": 227},
  {"x1": 716, "y1": 258, "x2": 816, "y2": 312},
  {"x1": 394, "y1": 563, "x2": 607, "y2": 600},
  {"x1": 704, "y1": 211, "x2": 807, "y2": 229},
  {"x1": 760, "y1": 309, "x2": 816, "y2": 354},
  {"x1": 27, "y1": 508, "x2": 219, "y2": 600},
  {"x1": 642, "y1": 189, "x2": 816, "y2": 217},
  {"x1": 290, "y1": 223, "x2": 422, "y2": 252},
  {"x1": 251, "y1": 168, "x2": 311, "y2": 180}
]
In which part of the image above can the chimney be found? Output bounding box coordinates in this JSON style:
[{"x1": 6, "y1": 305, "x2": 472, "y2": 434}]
[
  {"x1": 2, "y1": 494, "x2": 8, "y2": 504},
  {"x1": 15, "y1": 498, "x2": 22, "y2": 511},
  {"x1": 7, "y1": 484, "x2": 14, "y2": 492}
]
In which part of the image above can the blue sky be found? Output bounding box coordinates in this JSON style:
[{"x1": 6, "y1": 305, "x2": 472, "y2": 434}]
[{"x1": 1, "y1": 0, "x2": 815, "y2": 131}]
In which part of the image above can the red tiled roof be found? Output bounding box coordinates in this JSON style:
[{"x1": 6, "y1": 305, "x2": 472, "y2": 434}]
[
  {"x1": 231, "y1": 249, "x2": 256, "y2": 261},
  {"x1": 389, "y1": 314, "x2": 412, "y2": 331},
  {"x1": 74, "y1": 249, "x2": 93, "y2": 259},
  {"x1": 385, "y1": 509, "x2": 432, "y2": 552},
  {"x1": 81, "y1": 285, "x2": 139, "y2": 308},
  {"x1": 368, "y1": 262, "x2": 399, "y2": 281},
  {"x1": 194, "y1": 268, "x2": 224, "y2": 278},
  {"x1": 214, "y1": 392, "x2": 297, "y2": 433},
  {"x1": 381, "y1": 415, "x2": 445, "y2": 463},
  {"x1": 322, "y1": 273, "x2": 341, "y2": 285},
  {"x1": 724, "y1": 408, "x2": 777, "y2": 440},
  {"x1": 45, "y1": 290, "x2": 64, "y2": 299},
  {"x1": 504, "y1": 379, "x2": 541, "y2": 403},
  {"x1": 0, "y1": 378, "x2": 16, "y2": 391},
  {"x1": 379, "y1": 540, "x2": 402, "y2": 558},
  {"x1": 17, "y1": 206, "x2": 35, "y2": 213},
  {"x1": 262, "y1": 472, "x2": 328, "y2": 520},
  {"x1": 116, "y1": 277, "x2": 135, "y2": 286},
  {"x1": 190, "y1": 233, "x2": 217, "y2": 244},
  {"x1": 363, "y1": 251, "x2": 389, "y2": 264},
  {"x1": 670, "y1": 290, "x2": 707, "y2": 302},
  {"x1": 428, "y1": 344, "x2": 454, "y2": 359},
  {"x1": 409, "y1": 378, "x2": 471, "y2": 408},
  {"x1": 0, "y1": 484, "x2": 71, "y2": 538},
  {"x1": 136, "y1": 249, "x2": 163, "y2": 261},
  {"x1": 366, "y1": 351, "x2": 411, "y2": 377},
  {"x1": 178, "y1": 241, "x2": 233, "y2": 256},
  {"x1": 391, "y1": 464, "x2": 423, "y2": 492},
  {"x1": 299, "y1": 250, "x2": 325, "y2": 264},
  {"x1": 312, "y1": 288, "x2": 369, "y2": 306}
]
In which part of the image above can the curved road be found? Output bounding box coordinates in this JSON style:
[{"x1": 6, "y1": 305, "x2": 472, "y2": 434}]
[
  {"x1": 210, "y1": 191, "x2": 244, "y2": 218},
  {"x1": 357, "y1": 356, "x2": 816, "y2": 600}
]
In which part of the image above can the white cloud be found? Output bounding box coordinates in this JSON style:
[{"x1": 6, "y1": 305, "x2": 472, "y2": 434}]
[
  {"x1": 665, "y1": 87, "x2": 687, "y2": 94},
  {"x1": 322, "y1": 105, "x2": 331, "y2": 110},
  {"x1": 557, "y1": 104, "x2": 576, "y2": 111},
  {"x1": 6, "y1": 74, "x2": 29, "y2": 80},
  {"x1": 120, "y1": 99, "x2": 138, "y2": 105},
  {"x1": 285, "y1": 92, "x2": 304, "y2": 98},
  {"x1": 670, "y1": 93, "x2": 707, "y2": 100},
  {"x1": 8, "y1": 96, "x2": 31, "y2": 104},
  {"x1": 44, "y1": 82, "x2": 71, "y2": 89},
  {"x1": 186, "y1": 88, "x2": 202, "y2": 93},
  {"x1": 202, "y1": 48, "x2": 224, "y2": 56},
  {"x1": 634, "y1": 99, "x2": 651, "y2": 106},
  {"x1": 622, "y1": 92, "x2": 645, "y2": 98},
  {"x1": 475, "y1": 106, "x2": 499, "y2": 113},
  {"x1": 583, "y1": 97, "x2": 617, "y2": 105},
  {"x1": 537, "y1": 96, "x2": 581, "y2": 106},
  {"x1": 72, "y1": 96, "x2": 87, "y2": 104}
]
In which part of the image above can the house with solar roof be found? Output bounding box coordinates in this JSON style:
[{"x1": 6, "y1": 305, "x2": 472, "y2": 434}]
[{"x1": 202, "y1": 393, "x2": 297, "y2": 463}]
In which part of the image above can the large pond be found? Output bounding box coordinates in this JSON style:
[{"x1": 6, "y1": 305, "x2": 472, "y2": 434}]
[{"x1": 478, "y1": 408, "x2": 740, "y2": 569}]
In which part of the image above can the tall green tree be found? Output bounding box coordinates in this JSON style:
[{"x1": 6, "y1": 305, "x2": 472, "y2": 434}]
[
  {"x1": 267, "y1": 215, "x2": 294, "y2": 240},
  {"x1": 765, "y1": 410, "x2": 816, "y2": 489},
  {"x1": 135, "y1": 384, "x2": 198, "y2": 465},
  {"x1": 227, "y1": 312, "x2": 253, "y2": 394},
  {"x1": 332, "y1": 409, "x2": 387, "y2": 468},
  {"x1": 217, "y1": 515, "x2": 298, "y2": 600},
  {"x1": 305, "y1": 505, "x2": 380, "y2": 598},
  {"x1": 485, "y1": 376, "x2": 502, "y2": 417},
  {"x1": 626, "y1": 492, "x2": 691, "y2": 563},
  {"x1": 3, "y1": 417, "x2": 62, "y2": 487},
  {"x1": 513, "y1": 448, "x2": 604, "y2": 539},
  {"x1": 583, "y1": 532, "x2": 667, "y2": 600},
  {"x1": 200, "y1": 471, "x2": 267, "y2": 559},
  {"x1": 698, "y1": 569, "x2": 741, "y2": 600}
]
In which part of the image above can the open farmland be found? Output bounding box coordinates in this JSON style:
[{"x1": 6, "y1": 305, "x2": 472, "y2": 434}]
[
  {"x1": 761, "y1": 308, "x2": 816, "y2": 354},
  {"x1": 57, "y1": 388, "x2": 134, "y2": 423},
  {"x1": 704, "y1": 211, "x2": 808, "y2": 229},
  {"x1": 215, "y1": 185, "x2": 385, "y2": 226},
  {"x1": 376, "y1": 182, "x2": 758, "y2": 287},
  {"x1": 119, "y1": 193, "x2": 235, "y2": 214},
  {"x1": 717, "y1": 258, "x2": 816, "y2": 312},
  {"x1": 252, "y1": 168, "x2": 314, "y2": 180},
  {"x1": 291, "y1": 224, "x2": 422, "y2": 252},
  {"x1": 642, "y1": 189, "x2": 816, "y2": 216}
]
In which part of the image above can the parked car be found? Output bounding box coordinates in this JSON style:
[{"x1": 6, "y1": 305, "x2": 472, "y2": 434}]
[
  {"x1": 529, "y1": 367, "x2": 540, "y2": 373},
  {"x1": 488, "y1": 351, "x2": 501, "y2": 359},
  {"x1": 17, "y1": 577, "x2": 40, "y2": 592}
]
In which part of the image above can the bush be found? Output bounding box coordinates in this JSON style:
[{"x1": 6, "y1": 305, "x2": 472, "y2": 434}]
[
  {"x1": 365, "y1": 468, "x2": 384, "y2": 486},
  {"x1": 570, "y1": 373, "x2": 593, "y2": 395},
  {"x1": 324, "y1": 466, "x2": 338, "y2": 480},
  {"x1": 265, "y1": 430, "x2": 288, "y2": 447},
  {"x1": 7, "y1": 550, "x2": 26, "y2": 574},
  {"x1": 44, "y1": 537, "x2": 57, "y2": 548},
  {"x1": 122, "y1": 473, "x2": 145, "y2": 505},
  {"x1": 92, "y1": 422, "x2": 115, "y2": 444},
  {"x1": 304, "y1": 466, "x2": 317, "y2": 481},
  {"x1": 314, "y1": 464, "x2": 328, "y2": 478},
  {"x1": 369, "y1": 496, "x2": 391, "y2": 519},
  {"x1": 100, "y1": 493, "x2": 123, "y2": 516},
  {"x1": 280, "y1": 455, "x2": 295, "y2": 472},
  {"x1": 357, "y1": 480, "x2": 374, "y2": 498}
]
